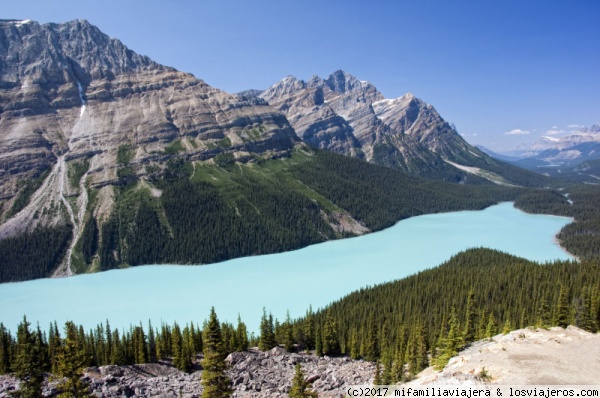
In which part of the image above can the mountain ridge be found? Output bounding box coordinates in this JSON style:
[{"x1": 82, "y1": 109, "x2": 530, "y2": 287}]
[
  {"x1": 0, "y1": 19, "x2": 546, "y2": 282},
  {"x1": 258, "y1": 70, "x2": 548, "y2": 186}
]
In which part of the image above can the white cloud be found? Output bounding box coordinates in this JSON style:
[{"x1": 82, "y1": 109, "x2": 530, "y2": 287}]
[
  {"x1": 504, "y1": 129, "x2": 530, "y2": 135},
  {"x1": 552, "y1": 125, "x2": 559, "y2": 129},
  {"x1": 568, "y1": 124, "x2": 584, "y2": 129},
  {"x1": 545, "y1": 129, "x2": 565, "y2": 136}
]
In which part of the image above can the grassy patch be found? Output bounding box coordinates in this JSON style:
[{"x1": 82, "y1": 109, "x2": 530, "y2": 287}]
[
  {"x1": 164, "y1": 139, "x2": 185, "y2": 154},
  {"x1": 68, "y1": 159, "x2": 90, "y2": 188},
  {"x1": 117, "y1": 145, "x2": 134, "y2": 165},
  {"x1": 7, "y1": 168, "x2": 51, "y2": 218}
]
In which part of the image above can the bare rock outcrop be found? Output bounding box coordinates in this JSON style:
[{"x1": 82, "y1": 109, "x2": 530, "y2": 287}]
[
  {"x1": 407, "y1": 326, "x2": 600, "y2": 385},
  {"x1": 0, "y1": 348, "x2": 376, "y2": 398}
]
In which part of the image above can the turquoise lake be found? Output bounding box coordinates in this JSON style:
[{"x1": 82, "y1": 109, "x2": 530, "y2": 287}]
[{"x1": 0, "y1": 202, "x2": 573, "y2": 334}]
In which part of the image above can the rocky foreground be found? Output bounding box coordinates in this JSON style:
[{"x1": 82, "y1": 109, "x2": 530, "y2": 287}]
[
  {"x1": 406, "y1": 326, "x2": 600, "y2": 385},
  {"x1": 0, "y1": 346, "x2": 376, "y2": 397},
  {"x1": 1, "y1": 327, "x2": 599, "y2": 397}
]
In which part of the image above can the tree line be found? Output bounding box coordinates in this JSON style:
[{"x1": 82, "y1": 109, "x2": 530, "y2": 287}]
[{"x1": 2, "y1": 249, "x2": 598, "y2": 393}]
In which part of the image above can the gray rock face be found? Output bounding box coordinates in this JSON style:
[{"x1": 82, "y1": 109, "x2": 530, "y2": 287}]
[
  {"x1": 0, "y1": 19, "x2": 298, "y2": 235},
  {"x1": 260, "y1": 70, "x2": 487, "y2": 178}
]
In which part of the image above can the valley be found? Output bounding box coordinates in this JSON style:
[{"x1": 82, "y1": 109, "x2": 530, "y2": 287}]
[{"x1": 0, "y1": 14, "x2": 598, "y2": 396}]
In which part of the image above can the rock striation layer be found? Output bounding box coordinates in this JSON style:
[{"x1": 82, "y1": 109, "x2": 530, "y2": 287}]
[
  {"x1": 0, "y1": 19, "x2": 297, "y2": 236},
  {"x1": 260, "y1": 70, "x2": 488, "y2": 179}
]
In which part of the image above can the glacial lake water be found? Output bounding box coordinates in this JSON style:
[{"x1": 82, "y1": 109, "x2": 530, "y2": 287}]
[{"x1": 0, "y1": 202, "x2": 573, "y2": 334}]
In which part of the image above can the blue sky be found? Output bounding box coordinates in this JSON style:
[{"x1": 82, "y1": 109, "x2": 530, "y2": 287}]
[{"x1": 3, "y1": 0, "x2": 599, "y2": 151}]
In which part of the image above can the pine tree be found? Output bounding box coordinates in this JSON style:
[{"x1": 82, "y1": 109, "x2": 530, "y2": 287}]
[
  {"x1": 501, "y1": 319, "x2": 512, "y2": 335},
  {"x1": 0, "y1": 323, "x2": 11, "y2": 375},
  {"x1": 172, "y1": 323, "x2": 184, "y2": 370},
  {"x1": 554, "y1": 284, "x2": 570, "y2": 328},
  {"x1": 476, "y1": 309, "x2": 487, "y2": 340},
  {"x1": 380, "y1": 347, "x2": 393, "y2": 385},
  {"x1": 12, "y1": 316, "x2": 45, "y2": 398},
  {"x1": 302, "y1": 306, "x2": 315, "y2": 351},
  {"x1": 433, "y1": 308, "x2": 462, "y2": 370},
  {"x1": 373, "y1": 362, "x2": 383, "y2": 386},
  {"x1": 282, "y1": 311, "x2": 295, "y2": 352},
  {"x1": 315, "y1": 327, "x2": 323, "y2": 357},
  {"x1": 349, "y1": 330, "x2": 360, "y2": 360},
  {"x1": 536, "y1": 300, "x2": 551, "y2": 329},
  {"x1": 322, "y1": 310, "x2": 340, "y2": 356},
  {"x1": 364, "y1": 314, "x2": 379, "y2": 361},
  {"x1": 55, "y1": 321, "x2": 92, "y2": 397},
  {"x1": 48, "y1": 322, "x2": 62, "y2": 373},
  {"x1": 148, "y1": 321, "x2": 157, "y2": 363},
  {"x1": 201, "y1": 308, "x2": 232, "y2": 398},
  {"x1": 463, "y1": 288, "x2": 477, "y2": 343},
  {"x1": 235, "y1": 315, "x2": 248, "y2": 352},
  {"x1": 405, "y1": 319, "x2": 428, "y2": 375},
  {"x1": 288, "y1": 363, "x2": 318, "y2": 398},
  {"x1": 258, "y1": 309, "x2": 276, "y2": 351},
  {"x1": 575, "y1": 288, "x2": 597, "y2": 333},
  {"x1": 179, "y1": 326, "x2": 193, "y2": 373},
  {"x1": 485, "y1": 313, "x2": 497, "y2": 339}
]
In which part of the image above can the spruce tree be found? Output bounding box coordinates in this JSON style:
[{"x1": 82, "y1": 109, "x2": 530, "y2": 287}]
[
  {"x1": 302, "y1": 306, "x2": 315, "y2": 351},
  {"x1": 485, "y1": 313, "x2": 497, "y2": 339},
  {"x1": 501, "y1": 319, "x2": 512, "y2": 335},
  {"x1": 235, "y1": 315, "x2": 248, "y2": 352},
  {"x1": 433, "y1": 308, "x2": 462, "y2": 370},
  {"x1": 179, "y1": 326, "x2": 193, "y2": 373},
  {"x1": 405, "y1": 319, "x2": 427, "y2": 375},
  {"x1": 380, "y1": 348, "x2": 393, "y2": 385},
  {"x1": 0, "y1": 323, "x2": 11, "y2": 375},
  {"x1": 148, "y1": 321, "x2": 157, "y2": 363},
  {"x1": 322, "y1": 310, "x2": 340, "y2": 356},
  {"x1": 12, "y1": 316, "x2": 45, "y2": 398},
  {"x1": 288, "y1": 363, "x2": 318, "y2": 398},
  {"x1": 201, "y1": 307, "x2": 232, "y2": 398},
  {"x1": 55, "y1": 321, "x2": 92, "y2": 398},
  {"x1": 554, "y1": 284, "x2": 570, "y2": 328},
  {"x1": 315, "y1": 327, "x2": 323, "y2": 357},
  {"x1": 349, "y1": 330, "x2": 360, "y2": 360},
  {"x1": 373, "y1": 362, "x2": 383, "y2": 386},
  {"x1": 536, "y1": 301, "x2": 551, "y2": 329},
  {"x1": 258, "y1": 309, "x2": 276, "y2": 351},
  {"x1": 463, "y1": 288, "x2": 477, "y2": 343},
  {"x1": 282, "y1": 311, "x2": 295, "y2": 352},
  {"x1": 364, "y1": 314, "x2": 379, "y2": 361}
]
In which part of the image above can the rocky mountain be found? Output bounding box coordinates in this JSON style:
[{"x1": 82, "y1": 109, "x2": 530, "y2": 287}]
[
  {"x1": 259, "y1": 70, "x2": 539, "y2": 184},
  {"x1": 0, "y1": 19, "x2": 547, "y2": 282},
  {"x1": 0, "y1": 19, "x2": 301, "y2": 276}
]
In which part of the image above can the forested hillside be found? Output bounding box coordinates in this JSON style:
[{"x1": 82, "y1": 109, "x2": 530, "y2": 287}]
[
  {"x1": 0, "y1": 149, "x2": 524, "y2": 282},
  {"x1": 282, "y1": 248, "x2": 600, "y2": 381}
]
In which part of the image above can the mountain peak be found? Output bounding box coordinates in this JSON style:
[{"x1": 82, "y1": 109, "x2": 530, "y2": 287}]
[{"x1": 325, "y1": 70, "x2": 364, "y2": 93}]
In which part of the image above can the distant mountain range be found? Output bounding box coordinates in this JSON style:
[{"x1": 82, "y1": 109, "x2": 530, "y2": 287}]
[
  {"x1": 0, "y1": 19, "x2": 551, "y2": 281},
  {"x1": 479, "y1": 126, "x2": 600, "y2": 181}
]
